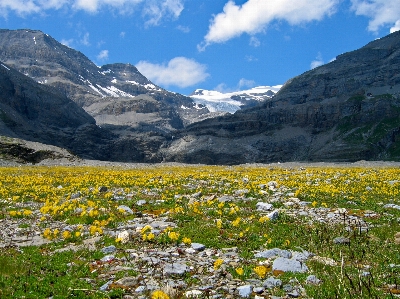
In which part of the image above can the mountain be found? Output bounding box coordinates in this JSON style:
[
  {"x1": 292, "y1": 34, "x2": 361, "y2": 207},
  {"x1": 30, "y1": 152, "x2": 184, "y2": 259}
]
[
  {"x1": 162, "y1": 31, "x2": 400, "y2": 164},
  {"x1": 0, "y1": 29, "x2": 213, "y2": 134},
  {"x1": 0, "y1": 29, "x2": 222, "y2": 162},
  {"x1": 190, "y1": 85, "x2": 282, "y2": 113},
  {"x1": 0, "y1": 60, "x2": 113, "y2": 161}
]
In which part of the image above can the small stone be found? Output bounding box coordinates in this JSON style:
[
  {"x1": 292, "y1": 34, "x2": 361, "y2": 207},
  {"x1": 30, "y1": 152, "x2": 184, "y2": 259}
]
[
  {"x1": 99, "y1": 280, "x2": 113, "y2": 291},
  {"x1": 267, "y1": 210, "x2": 279, "y2": 221},
  {"x1": 333, "y1": 237, "x2": 350, "y2": 245},
  {"x1": 164, "y1": 262, "x2": 189, "y2": 275},
  {"x1": 237, "y1": 285, "x2": 252, "y2": 298},
  {"x1": 272, "y1": 257, "x2": 308, "y2": 273},
  {"x1": 255, "y1": 248, "x2": 292, "y2": 259},
  {"x1": 115, "y1": 277, "x2": 139, "y2": 287},
  {"x1": 383, "y1": 204, "x2": 400, "y2": 210},
  {"x1": 98, "y1": 186, "x2": 108, "y2": 192},
  {"x1": 118, "y1": 205, "x2": 134, "y2": 214},
  {"x1": 136, "y1": 200, "x2": 147, "y2": 206},
  {"x1": 253, "y1": 287, "x2": 264, "y2": 293},
  {"x1": 135, "y1": 286, "x2": 146, "y2": 293},
  {"x1": 263, "y1": 277, "x2": 282, "y2": 289},
  {"x1": 117, "y1": 230, "x2": 130, "y2": 244},
  {"x1": 287, "y1": 290, "x2": 300, "y2": 298},
  {"x1": 305, "y1": 275, "x2": 321, "y2": 285},
  {"x1": 185, "y1": 290, "x2": 203, "y2": 298},
  {"x1": 100, "y1": 255, "x2": 114, "y2": 262},
  {"x1": 101, "y1": 245, "x2": 117, "y2": 254},
  {"x1": 191, "y1": 243, "x2": 206, "y2": 251},
  {"x1": 256, "y1": 202, "x2": 273, "y2": 211},
  {"x1": 283, "y1": 284, "x2": 293, "y2": 292}
]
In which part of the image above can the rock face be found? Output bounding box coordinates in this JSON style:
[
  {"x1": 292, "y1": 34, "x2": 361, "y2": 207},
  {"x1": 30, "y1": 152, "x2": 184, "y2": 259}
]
[
  {"x1": 163, "y1": 30, "x2": 400, "y2": 164},
  {"x1": 0, "y1": 29, "x2": 216, "y2": 162},
  {"x1": 0, "y1": 61, "x2": 113, "y2": 161}
]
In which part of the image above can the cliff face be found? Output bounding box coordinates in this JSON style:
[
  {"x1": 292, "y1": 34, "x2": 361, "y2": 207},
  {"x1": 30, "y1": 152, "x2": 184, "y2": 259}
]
[
  {"x1": 0, "y1": 61, "x2": 113, "y2": 160},
  {"x1": 163, "y1": 31, "x2": 400, "y2": 164}
]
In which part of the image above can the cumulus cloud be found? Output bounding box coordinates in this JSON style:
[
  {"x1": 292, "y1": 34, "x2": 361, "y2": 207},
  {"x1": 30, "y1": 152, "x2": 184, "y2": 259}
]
[
  {"x1": 0, "y1": 0, "x2": 184, "y2": 25},
  {"x1": 310, "y1": 52, "x2": 324, "y2": 69},
  {"x1": 136, "y1": 57, "x2": 209, "y2": 88},
  {"x1": 199, "y1": 0, "x2": 339, "y2": 50},
  {"x1": 351, "y1": 0, "x2": 400, "y2": 32},
  {"x1": 97, "y1": 50, "x2": 109, "y2": 61}
]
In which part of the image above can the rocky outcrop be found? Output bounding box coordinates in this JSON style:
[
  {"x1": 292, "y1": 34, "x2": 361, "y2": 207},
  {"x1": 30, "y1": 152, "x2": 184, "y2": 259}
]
[
  {"x1": 163, "y1": 31, "x2": 400, "y2": 164},
  {"x1": 0, "y1": 60, "x2": 113, "y2": 160}
]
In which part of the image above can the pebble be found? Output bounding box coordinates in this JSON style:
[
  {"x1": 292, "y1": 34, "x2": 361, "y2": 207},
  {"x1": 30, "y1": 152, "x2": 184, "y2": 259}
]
[{"x1": 237, "y1": 285, "x2": 252, "y2": 298}]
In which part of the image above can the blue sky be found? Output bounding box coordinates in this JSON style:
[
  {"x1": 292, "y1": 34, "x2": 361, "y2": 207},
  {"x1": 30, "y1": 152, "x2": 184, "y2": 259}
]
[{"x1": 0, "y1": 0, "x2": 400, "y2": 96}]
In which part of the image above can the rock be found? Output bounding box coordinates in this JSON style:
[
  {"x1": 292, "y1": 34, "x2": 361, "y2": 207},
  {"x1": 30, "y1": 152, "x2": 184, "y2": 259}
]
[
  {"x1": 191, "y1": 243, "x2": 206, "y2": 251},
  {"x1": 255, "y1": 248, "x2": 292, "y2": 259},
  {"x1": 98, "y1": 186, "x2": 108, "y2": 193},
  {"x1": 101, "y1": 245, "x2": 117, "y2": 254},
  {"x1": 305, "y1": 275, "x2": 321, "y2": 285},
  {"x1": 237, "y1": 285, "x2": 252, "y2": 298},
  {"x1": 99, "y1": 280, "x2": 113, "y2": 291},
  {"x1": 100, "y1": 255, "x2": 115, "y2": 262},
  {"x1": 185, "y1": 290, "x2": 203, "y2": 298},
  {"x1": 267, "y1": 210, "x2": 279, "y2": 221},
  {"x1": 384, "y1": 204, "x2": 400, "y2": 210},
  {"x1": 164, "y1": 262, "x2": 189, "y2": 276},
  {"x1": 118, "y1": 205, "x2": 134, "y2": 214},
  {"x1": 136, "y1": 200, "x2": 147, "y2": 206},
  {"x1": 263, "y1": 277, "x2": 282, "y2": 289},
  {"x1": 117, "y1": 230, "x2": 130, "y2": 244},
  {"x1": 272, "y1": 257, "x2": 308, "y2": 273},
  {"x1": 256, "y1": 202, "x2": 273, "y2": 211},
  {"x1": 115, "y1": 276, "x2": 139, "y2": 287},
  {"x1": 333, "y1": 237, "x2": 350, "y2": 245}
]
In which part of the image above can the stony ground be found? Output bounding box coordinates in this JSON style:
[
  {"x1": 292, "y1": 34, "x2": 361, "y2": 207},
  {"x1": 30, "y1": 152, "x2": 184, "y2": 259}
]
[{"x1": 1, "y1": 159, "x2": 400, "y2": 298}]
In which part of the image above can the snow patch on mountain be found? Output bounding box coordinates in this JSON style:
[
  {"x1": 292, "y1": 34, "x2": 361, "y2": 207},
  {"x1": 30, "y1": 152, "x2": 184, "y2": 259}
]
[{"x1": 189, "y1": 85, "x2": 282, "y2": 113}]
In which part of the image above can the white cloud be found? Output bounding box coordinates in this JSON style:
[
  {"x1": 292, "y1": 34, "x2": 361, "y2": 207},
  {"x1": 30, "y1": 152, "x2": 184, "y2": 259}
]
[
  {"x1": 136, "y1": 57, "x2": 209, "y2": 88},
  {"x1": 245, "y1": 55, "x2": 258, "y2": 62},
  {"x1": 177, "y1": 25, "x2": 190, "y2": 33},
  {"x1": 199, "y1": 0, "x2": 339, "y2": 49},
  {"x1": 214, "y1": 78, "x2": 256, "y2": 93},
  {"x1": 310, "y1": 52, "x2": 324, "y2": 69},
  {"x1": 120, "y1": 31, "x2": 126, "y2": 38},
  {"x1": 351, "y1": 0, "x2": 400, "y2": 32},
  {"x1": 97, "y1": 49, "x2": 109, "y2": 61},
  {"x1": 390, "y1": 20, "x2": 400, "y2": 33},
  {"x1": 143, "y1": 0, "x2": 184, "y2": 26},
  {"x1": 238, "y1": 78, "x2": 256, "y2": 89},
  {"x1": 0, "y1": 0, "x2": 184, "y2": 25},
  {"x1": 249, "y1": 36, "x2": 260, "y2": 47},
  {"x1": 81, "y1": 32, "x2": 90, "y2": 46}
]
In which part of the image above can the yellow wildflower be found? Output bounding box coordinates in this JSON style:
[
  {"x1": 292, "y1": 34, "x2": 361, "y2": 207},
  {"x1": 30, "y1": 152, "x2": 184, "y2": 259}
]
[
  {"x1": 43, "y1": 228, "x2": 52, "y2": 240},
  {"x1": 151, "y1": 290, "x2": 170, "y2": 299},
  {"x1": 62, "y1": 230, "x2": 71, "y2": 239},
  {"x1": 216, "y1": 219, "x2": 222, "y2": 229},
  {"x1": 168, "y1": 231, "x2": 179, "y2": 242},
  {"x1": 23, "y1": 209, "x2": 32, "y2": 216},
  {"x1": 232, "y1": 217, "x2": 241, "y2": 227},
  {"x1": 182, "y1": 237, "x2": 192, "y2": 245},
  {"x1": 9, "y1": 211, "x2": 17, "y2": 217},
  {"x1": 214, "y1": 258, "x2": 224, "y2": 270},
  {"x1": 147, "y1": 232, "x2": 155, "y2": 241},
  {"x1": 235, "y1": 267, "x2": 244, "y2": 276},
  {"x1": 141, "y1": 225, "x2": 153, "y2": 234},
  {"x1": 254, "y1": 265, "x2": 268, "y2": 278},
  {"x1": 259, "y1": 216, "x2": 270, "y2": 223}
]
